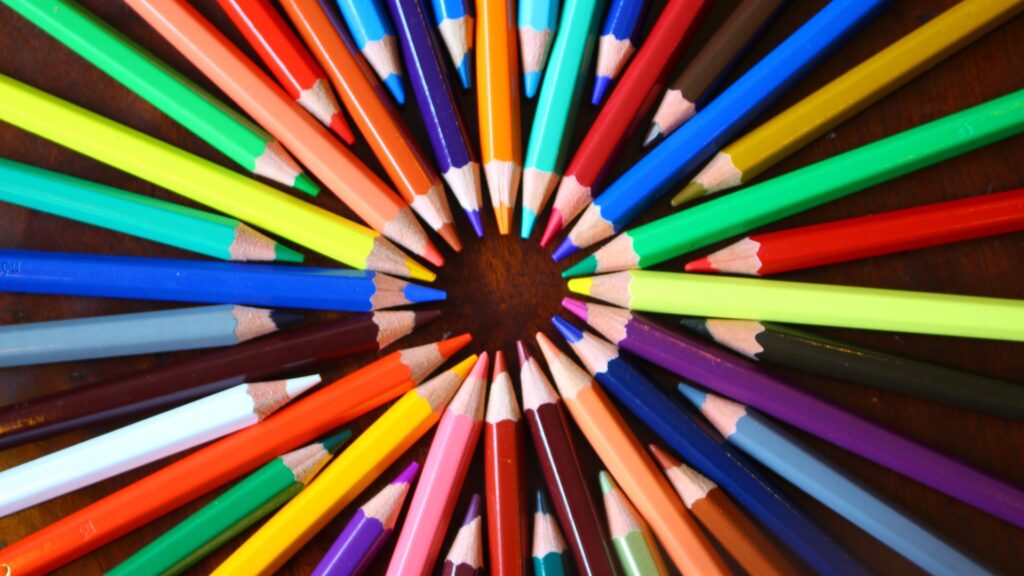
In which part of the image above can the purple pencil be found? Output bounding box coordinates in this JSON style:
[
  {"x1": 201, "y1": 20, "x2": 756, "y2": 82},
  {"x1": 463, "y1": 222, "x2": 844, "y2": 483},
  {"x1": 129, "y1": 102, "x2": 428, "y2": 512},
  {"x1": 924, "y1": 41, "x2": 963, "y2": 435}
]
[
  {"x1": 312, "y1": 461, "x2": 420, "y2": 576},
  {"x1": 385, "y1": 0, "x2": 483, "y2": 237},
  {"x1": 442, "y1": 493, "x2": 485, "y2": 575},
  {"x1": 561, "y1": 297, "x2": 1024, "y2": 529}
]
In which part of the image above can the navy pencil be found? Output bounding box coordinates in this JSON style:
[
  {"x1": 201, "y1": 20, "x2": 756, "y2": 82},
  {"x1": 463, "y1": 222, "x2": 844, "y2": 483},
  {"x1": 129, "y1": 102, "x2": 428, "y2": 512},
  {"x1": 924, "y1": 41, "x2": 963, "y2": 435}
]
[
  {"x1": 0, "y1": 249, "x2": 444, "y2": 311},
  {"x1": 551, "y1": 315, "x2": 867, "y2": 576},
  {"x1": 385, "y1": 0, "x2": 484, "y2": 237},
  {"x1": 592, "y1": 0, "x2": 649, "y2": 105}
]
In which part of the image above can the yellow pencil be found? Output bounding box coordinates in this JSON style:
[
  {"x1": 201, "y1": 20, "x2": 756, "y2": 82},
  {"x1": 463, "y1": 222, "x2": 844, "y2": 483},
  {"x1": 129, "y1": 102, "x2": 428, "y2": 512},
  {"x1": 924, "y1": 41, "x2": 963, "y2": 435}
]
[
  {"x1": 0, "y1": 73, "x2": 434, "y2": 282},
  {"x1": 675, "y1": 0, "x2": 1024, "y2": 204},
  {"x1": 211, "y1": 355, "x2": 477, "y2": 575}
]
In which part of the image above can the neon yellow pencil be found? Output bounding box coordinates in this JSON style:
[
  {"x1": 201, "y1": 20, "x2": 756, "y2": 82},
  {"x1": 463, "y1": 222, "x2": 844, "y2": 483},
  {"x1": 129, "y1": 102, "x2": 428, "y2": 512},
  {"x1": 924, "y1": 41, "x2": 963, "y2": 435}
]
[
  {"x1": 0, "y1": 73, "x2": 433, "y2": 281},
  {"x1": 211, "y1": 355, "x2": 478, "y2": 575},
  {"x1": 570, "y1": 271, "x2": 1024, "y2": 342},
  {"x1": 677, "y1": 0, "x2": 1024, "y2": 204}
]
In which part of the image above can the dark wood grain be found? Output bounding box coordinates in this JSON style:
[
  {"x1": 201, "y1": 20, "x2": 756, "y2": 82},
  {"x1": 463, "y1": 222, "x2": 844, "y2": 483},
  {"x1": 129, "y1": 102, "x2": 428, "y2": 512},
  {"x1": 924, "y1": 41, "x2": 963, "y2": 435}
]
[{"x1": 1, "y1": 1, "x2": 1022, "y2": 574}]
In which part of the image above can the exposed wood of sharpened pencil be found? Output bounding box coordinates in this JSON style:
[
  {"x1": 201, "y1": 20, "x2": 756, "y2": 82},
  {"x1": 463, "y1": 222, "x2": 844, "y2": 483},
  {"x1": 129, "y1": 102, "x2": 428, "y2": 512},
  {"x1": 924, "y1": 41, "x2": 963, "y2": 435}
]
[
  {"x1": 517, "y1": 0, "x2": 558, "y2": 99},
  {"x1": 335, "y1": 0, "x2": 408, "y2": 104},
  {"x1": 599, "y1": 470, "x2": 669, "y2": 576},
  {"x1": 591, "y1": 0, "x2": 650, "y2": 105},
  {"x1": 442, "y1": 494, "x2": 485, "y2": 575},
  {"x1": 532, "y1": 489, "x2": 570, "y2": 576},
  {"x1": 432, "y1": 0, "x2": 475, "y2": 89}
]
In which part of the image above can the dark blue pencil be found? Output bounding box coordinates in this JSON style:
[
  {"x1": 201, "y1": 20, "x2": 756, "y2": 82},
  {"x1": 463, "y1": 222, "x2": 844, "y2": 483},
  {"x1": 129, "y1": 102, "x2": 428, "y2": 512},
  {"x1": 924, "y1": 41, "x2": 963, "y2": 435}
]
[
  {"x1": 385, "y1": 0, "x2": 484, "y2": 237},
  {"x1": 592, "y1": 0, "x2": 649, "y2": 105},
  {"x1": 555, "y1": 0, "x2": 891, "y2": 262},
  {"x1": 0, "y1": 249, "x2": 444, "y2": 311},
  {"x1": 551, "y1": 315, "x2": 868, "y2": 576}
]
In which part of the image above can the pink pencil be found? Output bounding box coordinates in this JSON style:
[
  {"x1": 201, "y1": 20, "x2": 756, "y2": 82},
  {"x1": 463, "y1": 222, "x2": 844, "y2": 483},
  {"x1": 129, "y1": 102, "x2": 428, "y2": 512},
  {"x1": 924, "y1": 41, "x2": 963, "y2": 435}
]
[{"x1": 385, "y1": 353, "x2": 489, "y2": 576}]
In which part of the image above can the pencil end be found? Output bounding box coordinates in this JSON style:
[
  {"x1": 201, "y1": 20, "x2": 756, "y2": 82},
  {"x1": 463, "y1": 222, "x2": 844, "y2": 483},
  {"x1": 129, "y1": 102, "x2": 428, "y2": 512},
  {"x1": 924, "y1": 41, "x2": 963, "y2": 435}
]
[
  {"x1": 672, "y1": 182, "x2": 708, "y2": 207},
  {"x1": 293, "y1": 172, "x2": 321, "y2": 196},
  {"x1": 560, "y1": 297, "x2": 588, "y2": 322},
  {"x1": 591, "y1": 76, "x2": 612, "y2": 106},
  {"x1": 685, "y1": 256, "x2": 714, "y2": 273},
  {"x1": 329, "y1": 113, "x2": 356, "y2": 146},
  {"x1": 523, "y1": 71, "x2": 541, "y2": 99},
  {"x1": 643, "y1": 123, "x2": 661, "y2": 148},
  {"x1": 539, "y1": 210, "x2": 562, "y2": 248},
  {"x1": 562, "y1": 256, "x2": 595, "y2": 278},
  {"x1": 566, "y1": 277, "x2": 593, "y2": 297},
  {"x1": 551, "y1": 237, "x2": 578, "y2": 262},
  {"x1": 520, "y1": 208, "x2": 537, "y2": 239},
  {"x1": 384, "y1": 74, "x2": 406, "y2": 105},
  {"x1": 437, "y1": 223, "x2": 463, "y2": 252},
  {"x1": 456, "y1": 57, "x2": 472, "y2": 89}
]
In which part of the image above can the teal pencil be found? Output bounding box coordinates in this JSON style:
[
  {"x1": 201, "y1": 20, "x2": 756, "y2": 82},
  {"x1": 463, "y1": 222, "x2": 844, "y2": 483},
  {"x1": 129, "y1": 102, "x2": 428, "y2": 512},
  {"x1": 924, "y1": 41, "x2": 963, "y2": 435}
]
[
  {"x1": 532, "y1": 489, "x2": 569, "y2": 576},
  {"x1": 0, "y1": 158, "x2": 302, "y2": 262}
]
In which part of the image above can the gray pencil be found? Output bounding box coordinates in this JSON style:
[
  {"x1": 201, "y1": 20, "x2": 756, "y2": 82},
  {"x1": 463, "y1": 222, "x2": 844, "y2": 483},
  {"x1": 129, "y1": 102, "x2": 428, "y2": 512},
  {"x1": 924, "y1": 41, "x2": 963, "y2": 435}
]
[{"x1": 0, "y1": 304, "x2": 302, "y2": 367}]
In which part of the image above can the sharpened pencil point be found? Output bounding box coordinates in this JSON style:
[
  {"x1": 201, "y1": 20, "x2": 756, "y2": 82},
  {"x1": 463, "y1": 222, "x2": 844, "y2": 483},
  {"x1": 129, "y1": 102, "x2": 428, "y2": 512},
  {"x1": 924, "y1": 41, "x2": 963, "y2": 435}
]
[
  {"x1": 273, "y1": 243, "x2": 305, "y2": 263},
  {"x1": 523, "y1": 71, "x2": 541, "y2": 99},
  {"x1": 560, "y1": 297, "x2": 588, "y2": 321},
  {"x1": 591, "y1": 76, "x2": 612, "y2": 106},
  {"x1": 598, "y1": 470, "x2": 614, "y2": 494},
  {"x1": 293, "y1": 172, "x2": 321, "y2": 196},
  {"x1": 406, "y1": 260, "x2": 437, "y2": 283},
  {"x1": 384, "y1": 74, "x2": 406, "y2": 105},
  {"x1": 539, "y1": 210, "x2": 562, "y2": 247},
  {"x1": 321, "y1": 429, "x2": 354, "y2": 453},
  {"x1": 437, "y1": 224, "x2": 463, "y2": 252},
  {"x1": 466, "y1": 210, "x2": 484, "y2": 238},
  {"x1": 671, "y1": 182, "x2": 708, "y2": 207},
  {"x1": 676, "y1": 382, "x2": 707, "y2": 408},
  {"x1": 643, "y1": 123, "x2": 661, "y2": 148},
  {"x1": 521, "y1": 208, "x2": 537, "y2": 239},
  {"x1": 269, "y1": 309, "x2": 305, "y2": 329},
  {"x1": 535, "y1": 489, "x2": 552, "y2": 513},
  {"x1": 566, "y1": 277, "x2": 593, "y2": 297},
  {"x1": 551, "y1": 237, "x2": 578, "y2": 262},
  {"x1": 684, "y1": 256, "x2": 713, "y2": 272},
  {"x1": 437, "y1": 333, "x2": 474, "y2": 359},
  {"x1": 456, "y1": 57, "x2": 472, "y2": 89},
  {"x1": 516, "y1": 339, "x2": 531, "y2": 365},
  {"x1": 677, "y1": 317, "x2": 711, "y2": 337},
  {"x1": 396, "y1": 460, "x2": 421, "y2": 484},
  {"x1": 422, "y1": 242, "x2": 445, "y2": 267},
  {"x1": 551, "y1": 316, "x2": 583, "y2": 343},
  {"x1": 562, "y1": 256, "x2": 595, "y2": 278},
  {"x1": 329, "y1": 114, "x2": 356, "y2": 146},
  {"x1": 403, "y1": 283, "x2": 447, "y2": 303}
]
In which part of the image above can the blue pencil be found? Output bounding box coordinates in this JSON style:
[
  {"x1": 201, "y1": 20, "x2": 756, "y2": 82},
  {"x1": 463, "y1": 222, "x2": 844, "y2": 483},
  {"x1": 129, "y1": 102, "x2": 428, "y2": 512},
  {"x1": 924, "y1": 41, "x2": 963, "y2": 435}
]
[
  {"x1": 518, "y1": 0, "x2": 559, "y2": 99},
  {"x1": 386, "y1": 0, "x2": 484, "y2": 236},
  {"x1": 551, "y1": 315, "x2": 868, "y2": 576},
  {"x1": 430, "y1": 0, "x2": 474, "y2": 89},
  {"x1": 592, "y1": 0, "x2": 649, "y2": 105},
  {"x1": 554, "y1": 0, "x2": 891, "y2": 261},
  {"x1": 0, "y1": 249, "x2": 444, "y2": 311},
  {"x1": 679, "y1": 384, "x2": 993, "y2": 576},
  {"x1": 335, "y1": 0, "x2": 407, "y2": 103}
]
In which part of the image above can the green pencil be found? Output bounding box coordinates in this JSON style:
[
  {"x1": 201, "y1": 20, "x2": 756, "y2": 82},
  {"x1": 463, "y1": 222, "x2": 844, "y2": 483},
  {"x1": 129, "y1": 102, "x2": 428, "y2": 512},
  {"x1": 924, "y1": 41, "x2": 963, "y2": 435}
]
[
  {"x1": 532, "y1": 489, "x2": 569, "y2": 576},
  {"x1": 599, "y1": 471, "x2": 668, "y2": 576},
  {"x1": 0, "y1": 159, "x2": 302, "y2": 262},
  {"x1": 521, "y1": 0, "x2": 607, "y2": 238},
  {"x1": 564, "y1": 88, "x2": 1024, "y2": 277},
  {"x1": 570, "y1": 271, "x2": 1024, "y2": 342},
  {"x1": 108, "y1": 430, "x2": 352, "y2": 576},
  {"x1": 2, "y1": 0, "x2": 318, "y2": 194}
]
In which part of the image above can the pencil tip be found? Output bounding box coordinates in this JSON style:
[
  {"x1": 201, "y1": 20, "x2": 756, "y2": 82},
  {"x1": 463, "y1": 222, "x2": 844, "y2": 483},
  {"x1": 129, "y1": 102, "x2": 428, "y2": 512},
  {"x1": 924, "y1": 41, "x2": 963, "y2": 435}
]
[
  {"x1": 535, "y1": 489, "x2": 551, "y2": 513},
  {"x1": 523, "y1": 72, "x2": 541, "y2": 99},
  {"x1": 551, "y1": 238, "x2": 577, "y2": 262},
  {"x1": 598, "y1": 470, "x2": 614, "y2": 493},
  {"x1": 384, "y1": 74, "x2": 406, "y2": 105},
  {"x1": 467, "y1": 210, "x2": 484, "y2": 237},
  {"x1": 395, "y1": 460, "x2": 420, "y2": 484},
  {"x1": 403, "y1": 283, "x2": 446, "y2": 304},
  {"x1": 269, "y1": 309, "x2": 305, "y2": 329},
  {"x1": 591, "y1": 76, "x2": 611, "y2": 106},
  {"x1": 330, "y1": 114, "x2": 356, "y2": 146},
  {"x1": 643, "y1": 124, "x2": 661, "y2": 148},
  {"x1": 516, "y1": 340, "x2": 531, "y2": 365},
  {"x1": 562, "y1": 256, "x2": 594, "y2": 278},
  {"x1": 456, "y1": 57, "x2": 472, "y2": 89},
  {"x1": 677, "y1": 382, "x2": 707, "y2": 408},
  {"x1": 540, "y1": 211, "x2": 562, "y2": 247},
  {"x1": 422, "y1": 241, "x2": 445, "y2": 267},
  {"x1": 684, "y1": 257, "x2": 713, "y2": 273},
  {"x1": 437, "y1": 223, "x2": 463, "y2": 252},
  {"x1": 647, "y1": 443, "x2": 676, "y2": 470},
  {"x1": 551, "y1": 315, "x2": 582, "y2": 343},
  {"x1": 412, "y1": 308, "x2": 443, "y2": 327},
  {"x1": 321, "y1": 429, "x2": 354, "y2": 453},
  {"x1": 560, "y1": 297, "x2": 588, "y2": 321},
  {"x1": 293, "y1": 172, "x2": 321, "y2": 196},
  {"x1": 672, "y1": 182, "x2": 707, "y2": 207},
  {"x1": 520, "y1": 209, "x2": 537, "y2": 239}
]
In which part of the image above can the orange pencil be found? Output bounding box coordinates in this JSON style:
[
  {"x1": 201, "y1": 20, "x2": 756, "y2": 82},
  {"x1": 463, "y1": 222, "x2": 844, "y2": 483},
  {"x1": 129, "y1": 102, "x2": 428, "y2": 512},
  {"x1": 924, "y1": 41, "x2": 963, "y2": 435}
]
[
  {"x1": 649, "y1": 444, "x2": 800, "y2": 576},
  {"x1": 535, "y1": 333, "x2": 729, "y2": 576},
  {"x1": 124, "y1": 0, "x2": 443, "y2": 267},
  {"x1": 216, "y1": 0, "x2": 355, "y2": 144},
  {"x1": 281, "y1": 0, "x2": 461, "y2": 252},
  {"x1": 476, "y1": 0, "x2": 522, "y2": 234}
]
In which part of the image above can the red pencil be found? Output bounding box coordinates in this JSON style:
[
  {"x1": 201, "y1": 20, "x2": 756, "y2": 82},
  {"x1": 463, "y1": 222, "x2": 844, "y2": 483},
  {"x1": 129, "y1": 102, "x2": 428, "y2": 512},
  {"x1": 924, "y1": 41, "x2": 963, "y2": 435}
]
[
  {"x1": 217, "y1": 0, "x2": 355, "y2": 144},
  {"x1": 540, "y1": 0, "x2": 707, "y2": 247},
  {"x1": 687, "y1": 188, "x2": 1024, "y2": 276},
  {"x1": 485, "y1": 350, "x2": 527, "y2": 575}
]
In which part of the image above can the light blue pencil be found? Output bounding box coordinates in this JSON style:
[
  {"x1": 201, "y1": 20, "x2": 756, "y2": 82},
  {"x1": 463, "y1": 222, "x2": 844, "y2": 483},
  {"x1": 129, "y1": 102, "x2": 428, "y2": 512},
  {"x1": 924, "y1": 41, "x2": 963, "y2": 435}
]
[
  {"x1": 335, "y1": 0, "x2": 407, "y2": 103},
  {"x1": 518, "y1": 0, "x2": 559, "y2": 98},
  {"x1": 679, "y1": 383, "x2": 993, "y2": 576},
  {"x1": 430, "y1": 0, "x2": 474, "y2": 88}
]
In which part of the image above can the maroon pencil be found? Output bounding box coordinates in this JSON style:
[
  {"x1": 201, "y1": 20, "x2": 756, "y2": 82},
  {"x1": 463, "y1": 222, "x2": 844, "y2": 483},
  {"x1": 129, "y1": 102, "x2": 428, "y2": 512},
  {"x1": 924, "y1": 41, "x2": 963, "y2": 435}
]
[
  {"x1": 442, "y1": 493, "x2": 485, "y2": 575},
  {"x1": 518, "y1": 340, "x2": 621, "y2": 576},
  {"x1": 0, "y1": 310, "x2": 438, "y2": 448}
]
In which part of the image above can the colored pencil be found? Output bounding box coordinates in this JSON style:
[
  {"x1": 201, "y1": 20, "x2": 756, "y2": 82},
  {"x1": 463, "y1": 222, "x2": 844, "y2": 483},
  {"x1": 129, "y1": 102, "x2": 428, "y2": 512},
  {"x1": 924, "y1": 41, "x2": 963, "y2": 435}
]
[
  {"x1": 484, "y1": 351, "x2": 527, "y2": 575},
  {"x1": 386, "y1": 0, "x2": 484, "y2": 237},
  {"x1": 0, "y1": 159, "x2": 301, "y2": 263},
  {"x1": 313, "y1": 461, "x2": 420, "y2": 576},
  {"x1": 432, "y1": 0, "x2": 475, "y2": 88},
  {"x1": 518, "y1": 340, "x2": 620, "y2": 576},
  {"x1": 110, "y1": 432, "x2": 352, "y2": 576},
  {"x1": 521, "y1": 0, "x2": 606, "y2": 238},
  {"x1": 477, "y1": 0, "x2": 522, "y2": 234},
  {"x1": 541, "y1": 0, "x2": 706, "y2": 247},
  {"x1": 335, "y1": 0, "x2": 407, "y2": 103},
  {"x1": 124, "y1": 0, "x2": 442, "y2": 267},
  {"x1": 567, "y1": 89, "x2": 1024, "y2": 277},
  {"x1": 0, "y1": 249, "x2": 444, "y2": 312},
  {"x1": 1, "y1": 0, "x2": 315, "y2": 193},
  {"x1": 0, "y1": 375, "x2": 319, "y2": 517},
  {"x1": 688, "y1": 188, "x2": 1024, "y2": 276},
  {"x1": 0, "y1": 74, "x2": 431, "y2": 281},
  {"x1": 591, "y1": 0, "x2": 649, "y2": 105},
  {"x1": 535, "y1": 332, "x2": 729, "y2": 575},
  {"x1": 0, "y1": 311, "x2": 438, "y2": 449},
  {"x1": 554, "y1": 0, "x2": 890, "y2": 261},
  {"x1": 280, "y1": 0, "x2": 462, "y2": 252},
  {"x1": 0, "y1": 334, "x2": 468, "y2": 575},
  {"x1": 563, "y1": 299, "x2": 1024, "y2": 528},
  {"x1": 649, "y1": 444, "x2": 801, "y2": 576},
  {"x1": 680, "y1": 317, "x2": 1024, "y2": 418},
  {"x1": 679, "y1": 0, "x2": 1024, "y2": 202},
  {"x1": 645, "y1": 0, "x2": 786, "y2": 146},
  {"x1": 532, "y1": 489, "x2": 570, "y2": 576},
  {"x1": 387, "y1": 354, "x2": 488, "y2": 576},
  {"x1": 680, "y1": 386, "x2": 994, "y2": 576},
  {"x1": 0, "y1": 304, "x2": 300, "y2": 368},
  {"x1": 216, "y1": 0, "x2": 354, "y2": 143},
  {"x1": 598, "y1": 470, "x2": 668, "y2": 576},
  {"x1": 552, "y1": 315, "x2": 858, "y2": 575},
  {"x1": 517, "y1": 0, "x2": 558, "y2": 98},
  {"x1": 569, "y1": 270, "x2": 1024, "y2": 341},
  {"x1": 442, "y1": 494, "x2": 485, "y2": 575},
  {"x1": 213, "y1": 355, "x2": 477, "y2": 575}
]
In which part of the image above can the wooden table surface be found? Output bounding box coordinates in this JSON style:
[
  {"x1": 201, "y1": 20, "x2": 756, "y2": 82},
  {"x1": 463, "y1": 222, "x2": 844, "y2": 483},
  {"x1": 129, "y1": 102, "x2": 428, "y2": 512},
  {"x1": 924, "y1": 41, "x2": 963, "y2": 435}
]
[{"x1": 1, "y1": 0, "x2": 1022, "y2": 574}]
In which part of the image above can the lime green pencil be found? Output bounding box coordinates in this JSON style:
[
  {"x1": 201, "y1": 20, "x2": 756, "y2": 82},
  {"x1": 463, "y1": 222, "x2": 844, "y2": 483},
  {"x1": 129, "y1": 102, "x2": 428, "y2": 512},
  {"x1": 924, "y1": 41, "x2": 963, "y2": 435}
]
[
  {"x1": 0, "y1": 158, "x2": 301, "y2": 262},
  {"x1": 1, "y1": 0, "x2": 318, "y2": 194},
  {"x1": 109, "y1": 430, "x2": 352, "y2": 576},
  {"x1": 599, "y1": 471, "x2": 668, "y2": 576},
  {"x1": 0, "y1": 73, "x2": 434, "y2": 281},
  {"x1": 564, "y1": 88, "x2": 1024, "y2": 278},
  {"x1": 570, "y1": 271, "x2": 1024, "y2": 342},
  {"x1": 521, "y1": 0, "x2": 607, "y2": 238}
]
